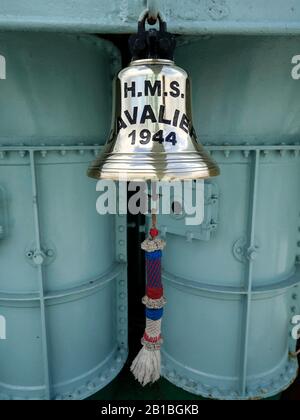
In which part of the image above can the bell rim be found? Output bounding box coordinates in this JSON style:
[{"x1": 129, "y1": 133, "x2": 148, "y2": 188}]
[
  {"x1": 87, "y1": 167, "x2": 220, "y2": 181},
  {"x1": 130, "y1": 58, "x2": 175, "y2": 66},
  {"x1": 88, "y1": 151, "x2": 220, "y2": 181}
]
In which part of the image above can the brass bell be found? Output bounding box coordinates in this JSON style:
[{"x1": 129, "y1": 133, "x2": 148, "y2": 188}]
[{"x1": 88, "y1": 15, "x2": 219, "y2": 182}]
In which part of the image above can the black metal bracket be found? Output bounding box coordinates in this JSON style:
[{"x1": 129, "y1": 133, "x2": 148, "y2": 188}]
[{"x1": 129, "y1": 13, "x2": 176, "y2": 61}]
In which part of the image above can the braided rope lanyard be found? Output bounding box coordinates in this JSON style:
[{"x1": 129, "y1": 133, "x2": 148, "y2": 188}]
[{"x1": 140, "y1": 212, "x2": 166, "y2": 350}]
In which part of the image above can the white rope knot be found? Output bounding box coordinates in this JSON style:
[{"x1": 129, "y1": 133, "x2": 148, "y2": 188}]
[
  {"x1": 141, "y1": 237, "x2": 166, "y2": 252},
  {"x1": 141, "y1": 337, "x2": 163, "y2": 350},
  {"x1": 142, "y1": 295, "x2": 167, "y2": 308}
]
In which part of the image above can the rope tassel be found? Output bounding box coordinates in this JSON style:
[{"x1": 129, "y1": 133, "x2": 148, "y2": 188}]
[{"x1": 131, "y1": 225, "x2": 166, "y2": 386}]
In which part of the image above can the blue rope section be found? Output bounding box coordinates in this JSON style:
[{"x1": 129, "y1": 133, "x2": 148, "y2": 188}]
[
  {"x1": 145, "y1": 250, "x2": 162, "y2": 260},
  {"x1": 146, "y1": 307, "x2": 164, "y2": 321}
]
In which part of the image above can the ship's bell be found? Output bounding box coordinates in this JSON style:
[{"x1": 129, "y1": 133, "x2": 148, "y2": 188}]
[{"x1": 88, "y1": 15, "x2": 219, "y2": 181}]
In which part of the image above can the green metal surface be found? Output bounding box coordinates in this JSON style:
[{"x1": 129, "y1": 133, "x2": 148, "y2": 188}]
[
  {"x1": 88, "y1": 364, "x2": 281, "y2": 400},
  {"x1": 154, "y1": 36, "x2": 300, "y2": 400},
  {"x1": 0, "y1": 0, "x2": 299, "y2": 35},
  {"x1": 0, "y1": 1, "x2": 299, "y2": 401},
  {"x1": 0, "y1": 34, "x2": 128, "y2": 400}
]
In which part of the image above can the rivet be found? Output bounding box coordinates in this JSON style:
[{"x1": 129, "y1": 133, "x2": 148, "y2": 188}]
[
  {"x1": 87, "y1": 382, "x2": 95, "y2": 391},
  {"x1": 119, "y1": 292, "x2": 125, "y2": 299},
  {"x1": 46, "y1": 249, "x2": 55, "y2": 258},
  {"x1": 119, "y1": 305, "x2": 125, "y2": 312},
  {"x1": 292, "y1": 293, "x2": 298, "y2": 300},
  {"x1": 78, "y1": 144, "x2": 85, "y2": 155},
  {"x1": 119, "y1": 329, "x2": 125, "y2": 335},
  {"x1": 19, "y1": 150, "x2": 26, "y2": 158},
  {"x1": 119, "y1": 240, "x2": 125, "y2": 246},
  {"x1": 168, "y1": 371, "x2": 175, "y2": 379},
  {"x1": 212, "y1": 389, "x2": 222, "y2": 398},
  {"x1": 119, "y1": 317, "x2": 126, "y2": 324},
  {"x1": 73, "y1": 390, "x2": 81, "y2": 399},
  {"x1": 229, "y1": 391, "x2": 238, "y2": 398},
  {"x1": 280, "y1": 144, "x2": 286, "y2": 157},
  {"x1": 116, "y1": 356, "x2": 122, "y2": 363},
  {"x1": 119, "y1": 280, "x2": 125, "y2": 286},
  {"x1": 181, "y1": 378, "x2": 187, "y2": 386},
  {"x1": 205, "y1": 387, "x2": 213, "y2": 395},
  {"x1": 189, "y1": 380, "x2": 197, "y2": 389},
  {"x1": 118, "y1": 226, "x2": 125, "y2": 233}
]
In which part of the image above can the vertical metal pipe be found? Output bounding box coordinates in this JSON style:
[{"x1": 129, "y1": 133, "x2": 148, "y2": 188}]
[
  {"x1": 240, "y1": 149, "x2": 260, "y2": 396},
  {"x1": 29, "y1": 150, "x2": 51, "y2": 400}
]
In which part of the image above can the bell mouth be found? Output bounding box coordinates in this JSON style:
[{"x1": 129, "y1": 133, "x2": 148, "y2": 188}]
[{"x1": 130, "y1": 58, "x2": 175, "y2": 66}]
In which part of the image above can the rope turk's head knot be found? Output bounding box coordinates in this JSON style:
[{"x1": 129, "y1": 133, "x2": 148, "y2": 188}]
[{"x1": 150, "y1": 228, "x2": 159, "y2": 239}]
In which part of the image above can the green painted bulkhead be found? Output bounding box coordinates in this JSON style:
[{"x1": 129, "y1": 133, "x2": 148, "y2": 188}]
[{"x1": 0, "y1": 0, "x2": 299, "y2": 401}]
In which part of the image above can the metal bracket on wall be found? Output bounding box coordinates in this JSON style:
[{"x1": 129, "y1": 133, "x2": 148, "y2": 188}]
[{"x1": 154, "y1": 181, "x2": 219, "y2": 242}]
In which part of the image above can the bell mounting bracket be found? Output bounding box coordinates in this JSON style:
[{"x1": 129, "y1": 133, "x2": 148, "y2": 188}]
[{"x1": 129, "y1": 11, "x2": 176, "y2": 61}]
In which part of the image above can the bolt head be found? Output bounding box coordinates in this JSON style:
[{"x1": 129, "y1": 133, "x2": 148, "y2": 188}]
[{"x1": 33, "y1": 254, "x2": 44, "y2": 266}]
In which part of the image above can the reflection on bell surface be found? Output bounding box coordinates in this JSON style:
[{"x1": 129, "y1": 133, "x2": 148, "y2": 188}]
[{"x1": 88, "y1": 58, "x2": 219, "y2": 181}]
